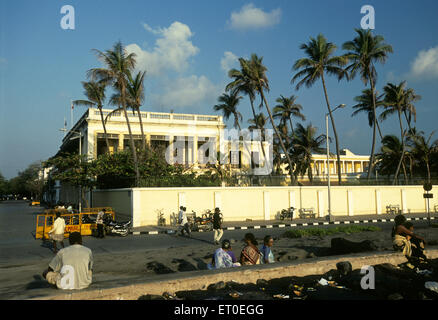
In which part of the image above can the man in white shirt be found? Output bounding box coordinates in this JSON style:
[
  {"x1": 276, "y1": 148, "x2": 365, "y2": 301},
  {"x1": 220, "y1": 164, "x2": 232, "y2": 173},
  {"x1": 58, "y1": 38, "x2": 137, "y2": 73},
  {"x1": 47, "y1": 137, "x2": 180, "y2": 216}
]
[
  {"x1": 43, "y1": 232, "x2": 93, "y2": 290},
  {"x1": 48, "y1": 212, "x2": 65, "y2": 253},
  {"x1": 178, "y1": 206, "x2": 190, "y2": 237}
]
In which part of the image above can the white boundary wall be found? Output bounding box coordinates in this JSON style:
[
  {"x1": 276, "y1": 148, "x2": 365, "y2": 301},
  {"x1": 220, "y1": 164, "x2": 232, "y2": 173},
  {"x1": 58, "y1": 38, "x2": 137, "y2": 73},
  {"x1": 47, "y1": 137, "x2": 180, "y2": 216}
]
[{"x1": 92, "y1": 185, "x2": 438, "y2": 227}]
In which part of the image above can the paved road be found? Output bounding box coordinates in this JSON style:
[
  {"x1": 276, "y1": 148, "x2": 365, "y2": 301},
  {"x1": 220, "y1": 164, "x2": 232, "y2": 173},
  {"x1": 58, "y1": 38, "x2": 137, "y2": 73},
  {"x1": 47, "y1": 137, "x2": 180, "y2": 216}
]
[{"x1": 1, "y1": 200, "x2": 433, "y2": 266}]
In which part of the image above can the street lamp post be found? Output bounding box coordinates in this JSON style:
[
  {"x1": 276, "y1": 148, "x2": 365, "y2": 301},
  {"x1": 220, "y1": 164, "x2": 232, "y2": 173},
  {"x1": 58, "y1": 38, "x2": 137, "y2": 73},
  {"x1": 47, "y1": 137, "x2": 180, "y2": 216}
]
[{"x1": 326, "y1": 104, "x2": 346, "y2": 223}]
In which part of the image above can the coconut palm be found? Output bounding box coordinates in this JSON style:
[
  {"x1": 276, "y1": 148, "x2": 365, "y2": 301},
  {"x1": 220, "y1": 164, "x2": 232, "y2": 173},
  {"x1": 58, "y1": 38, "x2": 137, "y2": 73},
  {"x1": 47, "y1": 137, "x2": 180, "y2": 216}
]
[
  {"x1": 126, "y1": 71, "x2": 147, "y2": 151},
  {"x1": 342, "y1": 29, "x2": 393, "y2": 180},
  {"x1": 240, "y1": 54, "x2": 294, "y2": 182},
  {"x1": 273, "y1": 95, "x2": 306, "y2": 136},
  {"x1": 291, "y1": 123, "x2": 326, "y2": 183},
  {"x1": 376, "y1": 135, "x2": 405, "y2": 180},
  {"x1": 408, "y1": 131, "x2": 438, "y2": 182},
  {"x1": 214, "y1": 92, "x2": 243, "y2": 130},
  {"x1": 381, "y1": 81, "x2": 421, "y2": 184},
  {"x1": 352, "y1": 89, "x2": 384, "y2": 139},
  {"x1": 226, "y1": 58, "x2": 268, "y2": 166},
  {"x1": 87, "y1": 41, "x2": 140, "y2": 186},
  {"x1": 292, "y1": 33, "x2": 348, "y2": 185},
  {"x1": 226, "y1": 62, "x2": 258, "y2": 123},
  {"x1": 73, "y1": 80, "x2": 110, "y2": 153}
]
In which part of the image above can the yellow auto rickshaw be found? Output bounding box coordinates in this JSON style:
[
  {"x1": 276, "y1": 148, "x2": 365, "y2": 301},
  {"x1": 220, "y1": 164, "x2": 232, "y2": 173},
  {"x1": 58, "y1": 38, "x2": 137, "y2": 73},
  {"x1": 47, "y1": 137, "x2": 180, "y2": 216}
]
[
  {"x1": 35, "y1": 207, "x2": 115, "y2": 240},
  {"x1": 29, "y1": 201, "x2": 41, "y2": 206}
]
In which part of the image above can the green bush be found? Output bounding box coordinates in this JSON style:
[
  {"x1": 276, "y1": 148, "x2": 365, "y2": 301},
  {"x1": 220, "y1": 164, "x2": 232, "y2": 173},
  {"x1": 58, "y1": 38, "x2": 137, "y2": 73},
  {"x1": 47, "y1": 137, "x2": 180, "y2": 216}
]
[{"x1": 283, "y1": 225, "x2": 382, "y2": 239}]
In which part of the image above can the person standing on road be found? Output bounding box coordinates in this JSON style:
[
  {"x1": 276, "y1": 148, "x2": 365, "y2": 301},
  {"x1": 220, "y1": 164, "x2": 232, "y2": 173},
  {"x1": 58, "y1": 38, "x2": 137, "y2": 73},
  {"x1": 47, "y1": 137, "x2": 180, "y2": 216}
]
[
  {"x1": 43, "y1": 232, "x2": 93, "y2": 290},
  {"x1": 213, "y1": 207, "x2": 223, "y2": 245},
  {"x1": 48, "y1": 212, "x2": 65, "y2": 253},
  {"x1": 178, "y1": 206, "x2": 191, "y2": 237},
  {"x1": 96, "y1": 209, "x2": 106, "y2": 238}
]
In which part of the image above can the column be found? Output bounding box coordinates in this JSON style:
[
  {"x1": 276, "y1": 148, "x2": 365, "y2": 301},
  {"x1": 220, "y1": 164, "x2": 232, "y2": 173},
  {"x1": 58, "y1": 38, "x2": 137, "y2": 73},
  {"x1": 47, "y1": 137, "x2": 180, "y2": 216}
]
[
  {"x1": 193, "y1": 136, "x2": 198, "y2": 166},
  {"x1": 317, "y1": 190, "x2": 324, "y2": 218},
  {"x1": 214, "y1": 192, "x2": 221, "y2": 210},
  {"x1": 289, "y1": 191, "x2": 296, "y2": 219},
  {"x1": 401, "y1": 189, "x2": 407, "y2": 214},
  {"x1": 118, "y1": 134, "x2": 123, "y2": 151},
  {"x1": 375, "y1": 189, "x2": 382, "y2": 215},
  {"x1": 168, "y1": 135, "x2": 174, "y2": 165},
  {"x1": 263, "y1": 191, "x2": 270, "y2": 221},
  {"x1": 146, "y1": 134, "x2": 151, "y2": 148},
  {"x1": 347, "y1": 190, "x2": 354, "y2": 216}
]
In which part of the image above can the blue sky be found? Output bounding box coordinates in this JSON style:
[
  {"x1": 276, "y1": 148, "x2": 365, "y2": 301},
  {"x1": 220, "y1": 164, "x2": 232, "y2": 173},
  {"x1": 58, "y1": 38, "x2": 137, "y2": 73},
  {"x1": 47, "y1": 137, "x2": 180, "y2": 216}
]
[{"x1": 1, "y1": 0, "x2": 438, "y2": 179}]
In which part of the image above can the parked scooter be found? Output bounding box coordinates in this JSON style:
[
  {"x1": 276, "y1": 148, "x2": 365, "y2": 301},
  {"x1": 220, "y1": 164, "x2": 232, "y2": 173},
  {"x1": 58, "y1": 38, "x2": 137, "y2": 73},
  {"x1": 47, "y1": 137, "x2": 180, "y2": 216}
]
[{"x1": 280, "y1": 207, "x2": 295, "y2": 220}]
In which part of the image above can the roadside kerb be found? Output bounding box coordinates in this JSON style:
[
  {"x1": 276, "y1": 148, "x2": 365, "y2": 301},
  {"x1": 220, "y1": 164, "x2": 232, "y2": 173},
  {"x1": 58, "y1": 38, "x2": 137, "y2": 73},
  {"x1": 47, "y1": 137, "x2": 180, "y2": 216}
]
[
  {"x1": 37, "y1": 248, "x2": 438, "y2": 300},
  {"x1": 130, "y1": 216, "x2": 437, "y2": 235}
]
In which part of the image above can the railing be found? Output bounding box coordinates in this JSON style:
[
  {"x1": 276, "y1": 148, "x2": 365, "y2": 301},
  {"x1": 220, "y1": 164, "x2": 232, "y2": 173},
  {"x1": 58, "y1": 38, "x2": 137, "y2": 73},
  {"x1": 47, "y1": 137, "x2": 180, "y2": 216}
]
[{"x1": 92, "y1": 109, "x2": 220, "y2": 123}]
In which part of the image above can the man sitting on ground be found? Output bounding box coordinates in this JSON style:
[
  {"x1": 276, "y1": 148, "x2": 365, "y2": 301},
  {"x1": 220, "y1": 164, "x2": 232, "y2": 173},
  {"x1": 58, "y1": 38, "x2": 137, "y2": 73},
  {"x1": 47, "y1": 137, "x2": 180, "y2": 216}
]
[{"x1": 42, "y1": 232, "x2": 93, "y2": 290}]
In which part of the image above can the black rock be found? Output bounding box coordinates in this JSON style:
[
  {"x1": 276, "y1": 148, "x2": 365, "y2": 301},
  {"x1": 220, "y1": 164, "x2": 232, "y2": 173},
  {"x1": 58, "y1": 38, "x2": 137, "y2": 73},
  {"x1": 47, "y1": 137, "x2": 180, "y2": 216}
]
[
  {"x1": 207, "y1": 281, "x2": 226, "y2": 291},
  {"x1": 256, "y1": 279, "x2": 269, "y2": 287},
  {"x1": 331, "y1": 238, "x2": 378, "y2": 255},
  {"x1": 146, "y1": 261, "x2": 175, "y2": 274},
  {"x1": 138, "y1": 294, "x2": 166, "y2": 300},
  {"x1": 387, "y1": 293, "x2": 404, "y2": 300},
  {"x1": 336, "y1": 261, "x2": 352, "y2": 276}
]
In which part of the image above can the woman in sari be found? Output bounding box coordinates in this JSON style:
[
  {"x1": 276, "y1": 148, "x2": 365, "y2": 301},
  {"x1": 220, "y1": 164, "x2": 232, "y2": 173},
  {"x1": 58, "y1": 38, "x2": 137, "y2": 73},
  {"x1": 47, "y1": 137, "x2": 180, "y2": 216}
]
[{"x1": 240, "y1": 233, "x2": 261, "y2": 265}]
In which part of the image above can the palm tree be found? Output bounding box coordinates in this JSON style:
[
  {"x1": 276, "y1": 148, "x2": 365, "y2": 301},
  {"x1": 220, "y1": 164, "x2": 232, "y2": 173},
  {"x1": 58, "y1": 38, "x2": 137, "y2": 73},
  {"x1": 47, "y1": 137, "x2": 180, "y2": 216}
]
[
  {"x1": 88, "y1": 41, "x2": 140, "y2": 186},
  {"x1": 292, "y1": 33, "x2": 348, "y2": 185},
  {"x1": 381, "y1": 81, "x2": 421, "y2": 184},
  {"x1": 376, "y1": 135, "x2": 405, "y2": 181},
  {"x1": 126, "y1": 71, "x2": 147, "y2": 151},
  {"x1": 242, "y1": 54, "x2": 294, "y2": 183},
  {"x1": 273, "y1": 95, "x2": 306, "y2": 136},
  {"x1": 408, "y1": 131, "x2": 438, "y2": 182},
  {"x1": 352, "y1": 89, "x2": 384, "y2": 139},
  {"x1": 342, "y1": 29, "x2": 393, "y2": 180},
  {"x1": 73, "y1": 80, "x2": 110, "y2": 153},
  {"x1": 291, "y1": 123, "x2": 326, "y2": 183},
  {"x1": 226, "y1": 58, "x2": 268, "y2": 166},
  {"x1": 214, "y1": 92, "x2": 243, "y2": 130}
]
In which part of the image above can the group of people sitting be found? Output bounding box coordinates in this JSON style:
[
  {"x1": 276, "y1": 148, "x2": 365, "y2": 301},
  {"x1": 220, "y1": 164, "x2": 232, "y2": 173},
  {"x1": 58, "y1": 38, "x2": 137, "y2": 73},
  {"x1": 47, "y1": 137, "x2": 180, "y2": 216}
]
[
  {"x1": 209, "y1": 233, "x2": 275, "y2": 270},
  {"x1": 392, "y1": 214, "x2": 428, "y2": 268}
]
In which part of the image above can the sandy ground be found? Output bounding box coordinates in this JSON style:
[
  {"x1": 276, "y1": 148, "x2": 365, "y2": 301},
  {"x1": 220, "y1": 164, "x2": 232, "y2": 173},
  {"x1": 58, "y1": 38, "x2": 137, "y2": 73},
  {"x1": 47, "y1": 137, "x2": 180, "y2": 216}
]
[{"x1": 2, "y1": 225, "x2": 438, "y2": 299}]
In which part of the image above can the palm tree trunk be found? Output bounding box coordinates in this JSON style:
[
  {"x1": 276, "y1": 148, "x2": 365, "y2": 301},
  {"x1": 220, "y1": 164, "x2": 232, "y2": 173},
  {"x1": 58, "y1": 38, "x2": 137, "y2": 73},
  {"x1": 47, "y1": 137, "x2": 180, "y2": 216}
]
[
  {"x1": 376, "y1": 119, "x2": 383, "y2": 140},
  {"x1": 137, "y1": 107, "x2": 147, "y2": 151},
  {"x1": 289, "y1": 118, "x2": 295, "y2": 137},
  {"x1": 121, "y1": 82, "x2": 140, "y2": 187},
  {"x1": 259, "y1": 89, "x2": 294, "y2": 185},
  {"x1": 367, "y1": 77, "x2": 378, "y2": 180},
  {"x1": 98, "y1": 107, "x2": 111, "y2": 153},
  {"x1": 393, "y1": 110, "x2": 405, "y2": 185},
  {"x1": 321, "y1": 74, "x2": 342, "y2": 185}
]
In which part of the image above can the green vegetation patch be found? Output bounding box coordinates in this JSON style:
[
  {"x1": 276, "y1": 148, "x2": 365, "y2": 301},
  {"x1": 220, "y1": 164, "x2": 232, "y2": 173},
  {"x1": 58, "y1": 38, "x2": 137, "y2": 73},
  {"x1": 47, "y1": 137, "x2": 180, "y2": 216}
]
[{"x1": 283, "y1": 225, "x2": 382, "y2": 239}]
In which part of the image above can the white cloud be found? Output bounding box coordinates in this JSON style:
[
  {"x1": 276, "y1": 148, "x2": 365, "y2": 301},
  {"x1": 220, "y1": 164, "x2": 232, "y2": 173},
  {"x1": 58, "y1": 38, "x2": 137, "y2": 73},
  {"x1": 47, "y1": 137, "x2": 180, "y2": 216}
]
[
  {"x1": 152, "y1": 75, "x2": 221, "y2": 109},
  {"x1": 228, "y1": 3, "x2": 281, "y2": 31},
  {"x1": 126, "y1": 21, "x2": 199, "y2": 76},
  {"x1": 221, "y1": 51, "x2": 239, "y2": 74},
  {"x1": 408, "y1": 46, "x2": 438, "y2": 80}
]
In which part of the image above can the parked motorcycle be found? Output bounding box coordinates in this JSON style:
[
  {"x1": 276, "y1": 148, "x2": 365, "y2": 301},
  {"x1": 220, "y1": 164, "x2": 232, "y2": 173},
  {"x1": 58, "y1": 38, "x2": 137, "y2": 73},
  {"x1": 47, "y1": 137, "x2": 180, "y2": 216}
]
[
  {"x1": 280, "y1": 207, "x2": 295, "y2": 220},
  {"x1": 103, "y1": 215, "x2": 131, "y2": 237}
]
